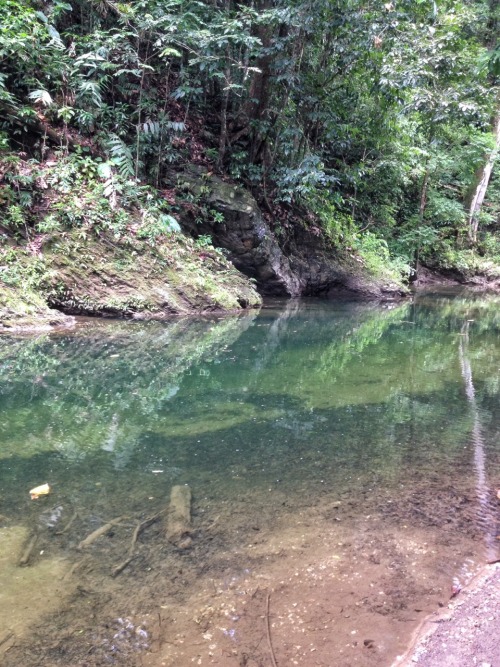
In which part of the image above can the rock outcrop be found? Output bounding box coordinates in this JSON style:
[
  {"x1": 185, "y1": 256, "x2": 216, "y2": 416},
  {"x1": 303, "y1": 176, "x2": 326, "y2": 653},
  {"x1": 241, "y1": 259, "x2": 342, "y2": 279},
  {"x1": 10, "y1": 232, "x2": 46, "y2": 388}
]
[
  {"x1": 175, "y1": 166, "x2": 406, "y2": 299},
  {"x1": 176, "y1": 167, "x2": 301, "y2": 296},
  {"x1": 0, "y1": 230, "x2": 261, "y2": 331}
]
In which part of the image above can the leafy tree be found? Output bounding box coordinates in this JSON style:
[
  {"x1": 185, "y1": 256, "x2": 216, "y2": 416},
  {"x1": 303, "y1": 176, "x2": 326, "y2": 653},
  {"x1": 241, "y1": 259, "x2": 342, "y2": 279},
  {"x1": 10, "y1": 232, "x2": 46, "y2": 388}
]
[{"x1": 1, "y1": 0, "x2": 499, "y2": 279}]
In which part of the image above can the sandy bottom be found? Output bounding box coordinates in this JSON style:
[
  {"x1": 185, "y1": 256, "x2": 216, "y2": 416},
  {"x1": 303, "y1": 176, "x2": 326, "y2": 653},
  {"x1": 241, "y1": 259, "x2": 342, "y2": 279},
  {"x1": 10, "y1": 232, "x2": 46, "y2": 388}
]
[
  {"x1": 141, "y1": 513, "x2": 472, "y2": 667},
  {"x1": 0, "y1": 525, "x2": 73, "y2": 652},
  {"x1": 2, "y1": 482, "x2": 490, "y2": 667}
]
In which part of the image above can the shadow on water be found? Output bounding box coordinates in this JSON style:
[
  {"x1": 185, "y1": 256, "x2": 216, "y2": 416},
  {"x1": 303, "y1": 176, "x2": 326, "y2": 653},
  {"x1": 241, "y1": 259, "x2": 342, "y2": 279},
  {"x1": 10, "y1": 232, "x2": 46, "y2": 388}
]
[{"x1": 0, "y1": 292, "x2": 499, "y2": 666}]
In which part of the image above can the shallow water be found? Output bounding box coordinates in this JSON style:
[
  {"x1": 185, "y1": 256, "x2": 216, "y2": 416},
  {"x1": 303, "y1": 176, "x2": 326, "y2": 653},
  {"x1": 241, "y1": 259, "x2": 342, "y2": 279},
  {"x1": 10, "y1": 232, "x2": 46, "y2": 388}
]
[{"x1": 1, "y1": 291, "x2": 499, "y2": 666}]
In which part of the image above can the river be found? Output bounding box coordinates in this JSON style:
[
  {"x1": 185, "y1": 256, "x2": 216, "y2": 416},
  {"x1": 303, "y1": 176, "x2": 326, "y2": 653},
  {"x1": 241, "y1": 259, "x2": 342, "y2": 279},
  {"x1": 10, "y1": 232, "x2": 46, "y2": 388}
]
[{"x1": 0, "y1": 290, "x2": 499, "y2": 666}]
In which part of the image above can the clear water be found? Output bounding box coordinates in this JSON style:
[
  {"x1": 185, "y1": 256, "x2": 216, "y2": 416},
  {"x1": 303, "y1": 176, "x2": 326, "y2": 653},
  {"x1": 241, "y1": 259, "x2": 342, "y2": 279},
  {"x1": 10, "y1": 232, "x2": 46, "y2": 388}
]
[{"x1": 1, "y1": 291, "x2": 499, "y2": 666}]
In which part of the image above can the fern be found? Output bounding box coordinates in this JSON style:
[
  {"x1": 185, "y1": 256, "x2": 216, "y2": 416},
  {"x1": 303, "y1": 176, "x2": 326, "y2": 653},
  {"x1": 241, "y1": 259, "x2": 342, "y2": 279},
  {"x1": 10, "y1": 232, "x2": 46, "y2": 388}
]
[
  {"x1": 28, "y1": 89, "x2": 53, "y2": 107},
  {"x1": 77, "y1": 80, "x2": 103, "y2": 108},
  {"x1": 142, "y1": 120, "x2": 160, "y2": 136},
  {"x1": 0, "y1": 73, "x2": 15, "y2": 105},
  {"x1": 106, "y1": 134, "x2": 135, "y2": 179},
  {"x1": 18, "y1": 190, "x2": 32, "y2": 208},
  {"x1": 166, "y1": 121, "x2": 185, "y2": 133}
]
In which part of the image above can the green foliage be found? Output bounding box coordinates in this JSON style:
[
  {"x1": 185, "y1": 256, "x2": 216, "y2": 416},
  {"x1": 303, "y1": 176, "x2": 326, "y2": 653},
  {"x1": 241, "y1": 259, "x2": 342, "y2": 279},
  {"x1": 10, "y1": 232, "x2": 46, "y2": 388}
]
[
  {"x1": 35, "y1": 215, "x2": 64, "y2": 233},
  {"x1": 276, "y1": 156, "x2": 337, "y2": 204},
  {"x1": 393, "y1": 224, "x2": 440, "y2": 261},
  {"x1": 0, "y1": 248, "x2": 50, "y2": 289},
  {"x1": 0, "y1": 151, "x2": 181, "y2": 248},
  {"x1": 356, "y1": 232, "x2": 412, "y2": 283},
  {"x1": 0, "y1": 0, "x2": 498, "y2": 280},
  {"x1": 478, "y1": 231, "x2": 500, "y2": 259},
  {"x1": 309, "y1": 194, "x2": 356, "y2": 247}
]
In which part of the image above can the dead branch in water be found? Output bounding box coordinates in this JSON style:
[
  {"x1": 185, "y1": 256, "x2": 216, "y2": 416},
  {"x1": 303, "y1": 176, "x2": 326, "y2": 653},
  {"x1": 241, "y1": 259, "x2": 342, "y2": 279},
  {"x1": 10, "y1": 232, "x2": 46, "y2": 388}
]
[
  {"x1": 55, "y1": 510, "x2": 78, "y2": 535},
  {"x1": 63, "y1": 557, "x2": 87, "y2": 580},
  {"x1": 266, "y1": 591, "x2": 278, "y2": 667},
  {"x1": 111, "y1": 555, "x2": 136, "y2": 577},
  {"x1": 112, "y1": 509, "x2": 166, "y2": 577},
  {"x1": 18, "y1": 533, "x2": 38, "y2": 566},
  {"x1": 77, "y1": 516, "x2": 124, "y2": 550}
]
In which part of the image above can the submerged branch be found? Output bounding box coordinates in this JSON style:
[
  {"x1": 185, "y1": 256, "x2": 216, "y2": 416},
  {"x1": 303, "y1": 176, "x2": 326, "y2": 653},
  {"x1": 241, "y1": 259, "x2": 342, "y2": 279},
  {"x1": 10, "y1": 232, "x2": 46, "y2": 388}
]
[
  {"x1": 77, "y1": 516, "x2": 125, "y2": 550},
  {"x1": 112, "y1": 509, "x2": 166, "y2": 577}
]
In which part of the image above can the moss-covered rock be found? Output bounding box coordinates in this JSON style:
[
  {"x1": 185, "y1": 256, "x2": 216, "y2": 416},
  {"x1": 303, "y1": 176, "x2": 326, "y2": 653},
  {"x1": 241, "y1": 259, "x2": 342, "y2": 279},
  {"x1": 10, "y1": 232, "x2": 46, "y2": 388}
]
[
  {"x1": 0, "y1": 282, "x2": 74, "y2": 331},
  {"x1": 0, "y1": 231, "x2": 261, "y2": 331},
  {"x1": 41, "y1": 230, "x2": 261, "y2": 316}
]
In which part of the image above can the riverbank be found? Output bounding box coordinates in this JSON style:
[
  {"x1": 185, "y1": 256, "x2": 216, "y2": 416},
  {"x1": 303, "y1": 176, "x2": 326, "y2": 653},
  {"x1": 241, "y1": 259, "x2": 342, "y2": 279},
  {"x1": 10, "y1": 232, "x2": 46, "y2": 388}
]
[
  {"x1": 0, "y1": 229, "x2": 261, "y2": 331},
  {"x1": 5, "y1": 152, "x2": 500, "y2": 333},
  {"x1": 0, "y1": 153, "x2": 407, "y2": 331},
  {"x1": 394, "y1": 562, "x2": 500, "y2": 666}
]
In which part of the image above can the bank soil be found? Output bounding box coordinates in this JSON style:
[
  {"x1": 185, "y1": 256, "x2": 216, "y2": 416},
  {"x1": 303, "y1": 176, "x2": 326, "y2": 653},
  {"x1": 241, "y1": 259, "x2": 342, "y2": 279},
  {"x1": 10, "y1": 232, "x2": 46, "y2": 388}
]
[{"x1": 1, "y1": 479, "x2": 494, "y2": 667}]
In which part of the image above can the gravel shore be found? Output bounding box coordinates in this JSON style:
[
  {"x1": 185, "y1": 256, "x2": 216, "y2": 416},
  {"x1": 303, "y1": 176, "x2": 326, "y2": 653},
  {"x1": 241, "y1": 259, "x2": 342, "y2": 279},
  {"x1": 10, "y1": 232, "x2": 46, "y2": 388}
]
[{"x1": 394, "y1": 563, "x2": 500, "y2": 667}]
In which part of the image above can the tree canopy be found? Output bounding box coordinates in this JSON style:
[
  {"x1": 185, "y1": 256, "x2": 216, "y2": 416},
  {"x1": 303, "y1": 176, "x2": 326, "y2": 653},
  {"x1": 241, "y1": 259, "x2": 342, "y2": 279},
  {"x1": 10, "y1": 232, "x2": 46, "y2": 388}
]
[{"x1": 1, "y1": 0, "x2": 499, "y2": 280}]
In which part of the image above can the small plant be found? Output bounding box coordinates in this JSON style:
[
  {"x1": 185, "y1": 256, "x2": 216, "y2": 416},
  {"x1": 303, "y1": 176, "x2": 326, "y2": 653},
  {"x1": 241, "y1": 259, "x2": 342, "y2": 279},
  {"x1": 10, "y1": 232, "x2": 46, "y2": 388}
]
[
  {"x1": 194, "y1": 234, "x2": 213, "y2": 249},
  {"x1": 0, "y1": 131, "x2": 9, "y2": 153},
  {"x1": 209, "y1": 209, "x2": 224, "y2": 224},
  {"x1": 0, "y1": 249, "x2": 49, "y2": 289},
  {"x1": 36, "y1": 215, "x2": 63, "y2": 233},
  {"x1": 5, "y1": 204, "x2": 26, "y2": 231}
]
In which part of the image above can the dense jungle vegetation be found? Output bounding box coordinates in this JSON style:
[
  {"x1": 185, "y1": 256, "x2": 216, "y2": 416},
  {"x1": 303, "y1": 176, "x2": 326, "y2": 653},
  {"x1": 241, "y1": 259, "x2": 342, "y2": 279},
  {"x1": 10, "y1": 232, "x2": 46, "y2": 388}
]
[{"x1": 0, "y1": 0, "x2": 499, "y2": 294}]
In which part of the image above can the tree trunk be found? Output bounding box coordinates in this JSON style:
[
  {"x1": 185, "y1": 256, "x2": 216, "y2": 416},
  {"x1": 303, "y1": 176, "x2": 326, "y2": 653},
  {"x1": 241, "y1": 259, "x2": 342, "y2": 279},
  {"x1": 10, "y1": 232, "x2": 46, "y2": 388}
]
[
  {"x1": 466, "y1": 0, "x2": 499, "y2": 244},
  {"x1": 415, "y1": 164, "x2": 430, "y2": 274},
  {"x1": 218, "y1": 58, "x2": 231, "y2": 170},
  {"x1": 467, "y1": 108, "x2": 500, "y2": 243},
  {"x1": 238, "y1": 0, "x2": 273, "y2": 164},
  {"x1": 419, "y1": 167, "x2": 430, "y2": 222}
]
